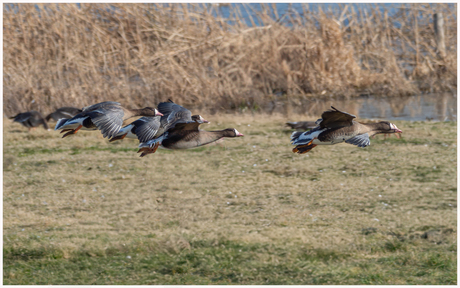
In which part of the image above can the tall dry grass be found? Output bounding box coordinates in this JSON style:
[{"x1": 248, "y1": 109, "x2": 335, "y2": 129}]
[{"x1": 3, "y1": 3, "x2": 457, "y2": 115}]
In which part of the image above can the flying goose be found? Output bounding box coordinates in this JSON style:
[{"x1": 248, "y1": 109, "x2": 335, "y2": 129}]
[
  {"x1": 54, "y1": 101, "x2": 163, "y2": 138},
  {"x1": 10, "y1": 111, "x2": 49, "y2": 131},
  {"x1": 291, "y1": 106, "x2": 402, "y2": 154},
  {"x1": 138, "y1": 127, "x2": 244, "y2": 157},
  {"x1": 45, "y1": 107, "x2": 82, "y2": 122}
]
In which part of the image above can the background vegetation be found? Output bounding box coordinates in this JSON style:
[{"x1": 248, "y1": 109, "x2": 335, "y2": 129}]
[
  {"x1": 3, "y1": 3, "x2": 457, "y2": 115},
  {"x1": 3, "y1": 116, "x2": 457, "y2": 284}
]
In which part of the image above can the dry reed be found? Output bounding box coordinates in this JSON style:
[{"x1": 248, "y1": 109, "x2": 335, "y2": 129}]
[{"x1": 3, "y1": 3, "x2": 457, "y2": 115}]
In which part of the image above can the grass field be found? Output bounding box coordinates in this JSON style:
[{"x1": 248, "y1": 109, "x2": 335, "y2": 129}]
[{"x1": 3, "y1": 114, "x2": 457, "y2": 284}]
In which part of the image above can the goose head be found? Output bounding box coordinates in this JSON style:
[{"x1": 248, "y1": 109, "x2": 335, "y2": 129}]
[
  {"x1": 192, "y1": 115, "x2": 210, "y2": 124},
  {"x1": 223, "y1": 128, "x2": 244, "y2": 137},
  {"x1": 378, "y1": 121, "x2": 402, "y2": 134}
]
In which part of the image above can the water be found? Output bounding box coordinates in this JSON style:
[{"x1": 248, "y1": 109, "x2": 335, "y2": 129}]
[
  {"x1": 201, "y1": 3, "x2": 455, "y2": 28},
  {"x1": 356, "y1": 93, "x2": 457, "y2": 121},
  {"x1": 267, "y1": 93, "x2": 457, "y2": 122}
]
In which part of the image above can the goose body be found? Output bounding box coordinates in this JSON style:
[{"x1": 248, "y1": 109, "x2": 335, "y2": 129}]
[
  {"x1": 291, "y1": 106, "x2": 402, "y2": 154},
  {"x1": 10, "y1": 111, "x2": 49, "y2": 131},
  {"x1": 139, "y1": 128, "x2": 244, "y2": 157},
  {"x1": 54, "y1": 101, "x2": 162, "y2": 138},
  {"x1": 161, "y1": 128, "x2": 243, "y2": 150},
  {"x1": 46, "y1": 107, "x2": 82, "y2": 122}
]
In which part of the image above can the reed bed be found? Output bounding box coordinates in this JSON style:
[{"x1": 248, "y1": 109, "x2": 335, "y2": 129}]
[{"x1": 3, "y1": 3, "x2": 457, "y2": 115}]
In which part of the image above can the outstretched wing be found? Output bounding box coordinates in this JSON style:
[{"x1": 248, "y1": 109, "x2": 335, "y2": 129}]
[
  {"x1": 157, "y1": 99, "x2": 197, "y2": 134},
  {"x1": 132, "y1": 116, "x2": 162, "y2": 143},
  {"x1": 168, "y1": 121, "x2": 202, "y2": 132},
  {"x1": 82, "y1": 101, "x2": 121, "y2": 112},
  {"x1": 319, "y1": 106, "x2": 356, "y2": 129},
  {"x1": 158, "y1": 99, "x2": 192, "y2": 124},
  {"x1": 345, "y1": 133, "x2": 370, "y2": 147},
  {"x1": 86, "y1": 106, "x2": 124, "y2": 138}
]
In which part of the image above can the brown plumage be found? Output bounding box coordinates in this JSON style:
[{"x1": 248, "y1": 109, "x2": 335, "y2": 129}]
[
  {"x1": 161, "y1": 128, "x2": 243, "y2": 150},
  {"x1": 138, "y1": 128, "x2": 243, "y2": 157},
  {"x1": 291, "y1": 106, "x2": 402, "y2": 154}
]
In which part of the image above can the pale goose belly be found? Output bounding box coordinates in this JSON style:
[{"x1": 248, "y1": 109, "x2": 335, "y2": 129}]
[{"x1": 166, "y1": 139, "x2": 201, "y2": 149}]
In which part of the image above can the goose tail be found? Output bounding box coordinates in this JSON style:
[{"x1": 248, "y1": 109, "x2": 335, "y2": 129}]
[
  {"x1": 290, "y1": 131, "x2": 304, "y2": 142},
  {"x1": 55, "y1": 118, "x2": 68, "y2": 130}
]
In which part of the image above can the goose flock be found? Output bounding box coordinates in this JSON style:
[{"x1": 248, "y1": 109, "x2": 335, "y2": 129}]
[
  {"x1": 52, "y1": 100, "x2": 244, "y2": 157},
  {"x1": 10, "y1": 107, "x2": 83, "y2": 131},
  {"x1": 10, "y1": 104, "x2": 402, "y2": 156}
]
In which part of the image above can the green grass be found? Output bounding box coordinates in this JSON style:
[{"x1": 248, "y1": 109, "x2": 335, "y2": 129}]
[
  {"x1": 3, "y1": 239, "x2": 456, "y2": 284},
  {"x1": 3, "y1": 115, "x2": 457, "y2": 284}
]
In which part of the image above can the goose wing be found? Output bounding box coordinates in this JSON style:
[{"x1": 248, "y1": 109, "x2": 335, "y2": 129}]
[
  {"x1": 82, "y1": 101, "x2": 121, "y2": 112},
  {"x1": 85, "y1": 105, "x2": 124, "y2": 138},
  {"x1": 131, "y1": 116, "x2": 162, "y2": 143},
  {"x1": 319, "y1": 106, "x2": 356, "y2": 129},
  {"x1": 168, "y1": 121, "x2": 202, "y2": 132},
  {"x1": 345, "y1": 133, "x2": 371, "y2": 147},
  {"x1": 157, "y1": 99, "x2": 193, "y2": 125}
]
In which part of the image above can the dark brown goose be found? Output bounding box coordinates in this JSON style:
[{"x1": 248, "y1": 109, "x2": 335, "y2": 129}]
[
  {"x1": 10, "y1": 111, "x2": 49, "y2": 131},
  {"x1": 138, "y1": 127, "x2": 244, "y2": 157},
  {"x1": 54, "y1": 101, "x2": 163, "y2": 138},
  {"x1": 291, "y1": 106, "x2": 402, "y2": 154},
  {"x1": 286, "y1": 121, "x2": 317, "y2": 131},
  {"x1": 162, "y1": 128, "x2": 243, "y2": 149},
  {"x1": 45, "y1": 107, "x2": 82, "y2": 122}
]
